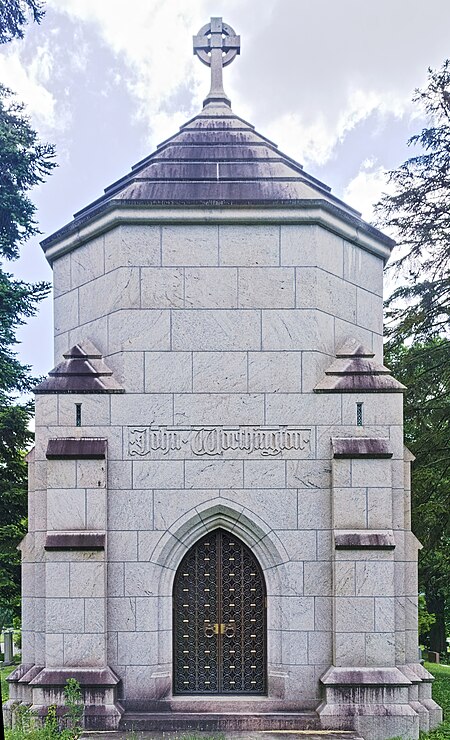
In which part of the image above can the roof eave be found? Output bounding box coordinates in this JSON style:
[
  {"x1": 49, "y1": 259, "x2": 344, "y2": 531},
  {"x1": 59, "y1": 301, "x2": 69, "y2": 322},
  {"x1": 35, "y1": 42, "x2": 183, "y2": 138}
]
[{"x1": 41, "y1": 199, "x2": 394, "y2": 264}]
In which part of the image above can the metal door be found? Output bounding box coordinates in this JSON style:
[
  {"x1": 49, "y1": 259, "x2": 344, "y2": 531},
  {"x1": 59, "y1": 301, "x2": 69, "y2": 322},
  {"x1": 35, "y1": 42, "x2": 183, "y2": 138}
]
[{"x1": 173, "y1": 528, "x2": 267, "y2": 694}]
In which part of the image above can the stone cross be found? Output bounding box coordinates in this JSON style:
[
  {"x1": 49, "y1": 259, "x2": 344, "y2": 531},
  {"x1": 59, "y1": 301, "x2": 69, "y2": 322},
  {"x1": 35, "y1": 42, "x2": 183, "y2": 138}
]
[{"x1": 193, "y1": 17, "x2": 240, "y2": 107}]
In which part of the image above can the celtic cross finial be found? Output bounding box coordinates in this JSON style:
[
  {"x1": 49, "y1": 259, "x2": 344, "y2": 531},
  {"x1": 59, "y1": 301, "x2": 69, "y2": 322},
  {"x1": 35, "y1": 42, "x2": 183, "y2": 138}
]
[{"x1": 193, "y1": 17, "x2": 240, "y2": 107}]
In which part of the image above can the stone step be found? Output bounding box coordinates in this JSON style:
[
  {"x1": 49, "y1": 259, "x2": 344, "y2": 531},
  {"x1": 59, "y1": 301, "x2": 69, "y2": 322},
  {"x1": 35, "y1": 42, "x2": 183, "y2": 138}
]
[
  {"x1": 119, "y1": 710, "x2": 321, "y2": 732},
  {"x1": 84, "y1": 733, "x2": 364, "y2": 740}
]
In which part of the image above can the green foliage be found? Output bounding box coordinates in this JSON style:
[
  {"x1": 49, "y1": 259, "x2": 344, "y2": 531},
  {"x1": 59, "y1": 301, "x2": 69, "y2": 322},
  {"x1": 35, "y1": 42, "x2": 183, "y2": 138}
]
[
  {"x1": 376, "y1": 60, "x2": 450, "y2": 346},
  {"x1": 385, "y1": 339, "x2": 450, "y2": 653},
  {"x1": 0, "y1": 0, "x2": 44, "y2": 44},
  {"x1": 0, "y1": 85, "x2": 56, "y2": 259},
  {"x1": 420, "y1": 593, "x2": 437, "y2": 638},
  {"x1": 0, "y1": 81, "x2": 54, "y2": 619},
  {"x1": 62, "y1": 678, "x2": 83, "y2": 739},
  {"x1": 378, "y1": 61, "x2": 450, "y2": 655}
]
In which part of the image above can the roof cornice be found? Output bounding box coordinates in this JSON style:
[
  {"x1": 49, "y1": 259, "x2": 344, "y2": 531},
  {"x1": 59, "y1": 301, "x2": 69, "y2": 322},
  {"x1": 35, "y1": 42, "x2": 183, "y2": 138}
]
[{"x1": 42, "y1": 200, "x2": 394, "y2": 264}]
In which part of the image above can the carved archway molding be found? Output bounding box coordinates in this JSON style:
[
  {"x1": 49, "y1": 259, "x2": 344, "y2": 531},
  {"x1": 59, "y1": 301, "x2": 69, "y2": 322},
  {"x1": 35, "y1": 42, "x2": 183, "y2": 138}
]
[{"x1": 149, "y1": 499, "x2": 290, "y2": 599}]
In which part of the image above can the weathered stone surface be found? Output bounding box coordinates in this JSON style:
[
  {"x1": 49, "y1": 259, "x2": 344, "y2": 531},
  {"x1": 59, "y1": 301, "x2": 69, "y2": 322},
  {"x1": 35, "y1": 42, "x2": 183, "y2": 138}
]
[{"x1": 219, "y1": 224, "x2": 279, "y2": 266}]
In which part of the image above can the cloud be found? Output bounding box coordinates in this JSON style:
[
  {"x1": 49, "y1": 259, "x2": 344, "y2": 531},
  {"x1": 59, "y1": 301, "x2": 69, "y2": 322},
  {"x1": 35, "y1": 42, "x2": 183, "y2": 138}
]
[
  {"x1": 342, "y1": 158, "x2": 392, "y2": 223},
  {"x1": 0, "y1": 40, "x2": 57, "y2": 129}
]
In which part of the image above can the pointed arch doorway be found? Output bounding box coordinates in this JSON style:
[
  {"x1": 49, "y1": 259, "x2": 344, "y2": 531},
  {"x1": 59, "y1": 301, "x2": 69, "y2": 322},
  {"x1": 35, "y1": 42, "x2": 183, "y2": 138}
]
[{"x1": 173, "y1": 528, "x2": 267, "y2": 695}]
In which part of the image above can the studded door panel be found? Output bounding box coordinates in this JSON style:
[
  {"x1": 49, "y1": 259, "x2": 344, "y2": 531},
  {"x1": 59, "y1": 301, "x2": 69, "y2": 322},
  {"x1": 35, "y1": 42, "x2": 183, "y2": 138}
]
[{"x1": 173, "y1": 529, "x2": 266, "y2": 694}]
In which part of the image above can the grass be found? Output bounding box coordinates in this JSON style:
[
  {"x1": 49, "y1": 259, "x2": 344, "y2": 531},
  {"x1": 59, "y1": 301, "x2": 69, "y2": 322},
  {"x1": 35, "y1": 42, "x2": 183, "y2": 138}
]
[
  {"x1": 420, "y1": 661, "x2": 450, "y2": 739},
  {"x1": 1, "y1": 663, "x2": 16, "y2": 702}
]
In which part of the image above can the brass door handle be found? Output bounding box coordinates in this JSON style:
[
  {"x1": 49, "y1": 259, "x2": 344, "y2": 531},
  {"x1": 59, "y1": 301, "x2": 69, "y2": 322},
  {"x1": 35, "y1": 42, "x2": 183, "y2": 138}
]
[{"x1": 204, "y1": 622, "x2": 236, "y2": 638}]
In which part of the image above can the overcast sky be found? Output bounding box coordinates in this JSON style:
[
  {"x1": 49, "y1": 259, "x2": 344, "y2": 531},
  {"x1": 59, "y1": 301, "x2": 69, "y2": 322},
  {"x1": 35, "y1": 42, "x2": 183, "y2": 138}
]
[{"x1": 2, "y1": 0, "x2": 450, "y2": 377}]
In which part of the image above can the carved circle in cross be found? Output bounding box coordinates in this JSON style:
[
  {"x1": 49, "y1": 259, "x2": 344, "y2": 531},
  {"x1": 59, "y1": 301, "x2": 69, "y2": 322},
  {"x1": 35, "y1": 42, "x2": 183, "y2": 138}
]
[{"x1": 194, "y1": 19, "x2": 240, "y2": 68}]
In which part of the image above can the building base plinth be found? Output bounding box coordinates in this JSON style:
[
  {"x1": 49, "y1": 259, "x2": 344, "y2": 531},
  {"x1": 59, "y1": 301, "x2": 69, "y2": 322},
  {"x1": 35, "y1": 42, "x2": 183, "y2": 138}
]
[
  {"x1": 5, "y1": 666, "x2": 124, "y2": 731},
  {"x1": 319, "y1": 666, "x2": 421, "y2": 740}
]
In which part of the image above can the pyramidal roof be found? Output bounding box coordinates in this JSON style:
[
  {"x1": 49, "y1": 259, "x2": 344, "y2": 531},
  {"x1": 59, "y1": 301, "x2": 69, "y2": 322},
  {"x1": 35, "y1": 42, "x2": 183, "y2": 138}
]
[{"x1": 41, "y1": 18, "x2": 394, "y2": 257}]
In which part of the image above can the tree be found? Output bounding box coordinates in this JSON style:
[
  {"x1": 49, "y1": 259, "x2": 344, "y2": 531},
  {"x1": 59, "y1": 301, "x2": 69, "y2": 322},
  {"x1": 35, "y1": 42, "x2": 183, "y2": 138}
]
[
  {"x1": 0, "y1": 0, "x2": 44, "y2": 44},
  {"x1": 377, "y1": 61, "x2": 450, "y2": 655},
  {"x1": 385, "y1": 340, "x2": 450, "y2": 654},
  {"x1": 0, "y1": 80, "x2": 55, "y2": 620}
]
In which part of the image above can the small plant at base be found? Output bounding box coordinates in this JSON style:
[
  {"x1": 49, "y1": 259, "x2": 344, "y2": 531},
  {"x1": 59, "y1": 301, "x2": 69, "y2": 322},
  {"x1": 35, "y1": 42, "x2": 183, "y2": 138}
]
[
  {"x1": 62, "y1": 678, "x2": 83, "y2": 739},
  {"x1": 43, "y1": 705, "x2": 58, "y2": 740}
]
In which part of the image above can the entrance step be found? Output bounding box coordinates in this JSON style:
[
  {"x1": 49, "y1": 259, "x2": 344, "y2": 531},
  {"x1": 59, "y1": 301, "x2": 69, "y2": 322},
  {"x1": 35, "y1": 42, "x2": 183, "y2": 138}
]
[{"x1": 119, "y1": 711, "x2": 321, "y2": 732}]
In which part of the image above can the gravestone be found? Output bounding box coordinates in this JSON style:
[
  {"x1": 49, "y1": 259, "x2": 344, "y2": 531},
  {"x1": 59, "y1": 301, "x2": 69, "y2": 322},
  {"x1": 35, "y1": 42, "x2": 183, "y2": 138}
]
[{"x1": 4, "y1": 17, "x2": 443, "y2": 740}]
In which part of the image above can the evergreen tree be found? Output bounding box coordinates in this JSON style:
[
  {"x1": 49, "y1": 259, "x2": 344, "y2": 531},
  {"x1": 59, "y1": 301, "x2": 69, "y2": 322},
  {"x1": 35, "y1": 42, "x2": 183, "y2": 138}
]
[
  {"x1": 0, "y1": 12, "x2": 55, "y2": 619},
  {"x1": 0, "y1": 0, "x2": 44, "y2": 44},
  {"x1": 377, "y1": 62, "x2": 450, "y2": 654}
]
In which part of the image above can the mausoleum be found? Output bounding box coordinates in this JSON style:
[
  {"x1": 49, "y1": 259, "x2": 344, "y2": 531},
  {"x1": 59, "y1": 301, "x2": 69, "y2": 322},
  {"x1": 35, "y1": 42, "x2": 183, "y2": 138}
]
[{"x1": 6, "y1": 18, "x2": 443, "y2": 740}]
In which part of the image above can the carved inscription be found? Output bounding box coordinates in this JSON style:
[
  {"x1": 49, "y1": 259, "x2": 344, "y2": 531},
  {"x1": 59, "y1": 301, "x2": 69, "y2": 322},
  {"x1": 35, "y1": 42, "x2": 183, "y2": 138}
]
[{"x1": 128, "y1": 426, "x2": 312, "y2": 459}]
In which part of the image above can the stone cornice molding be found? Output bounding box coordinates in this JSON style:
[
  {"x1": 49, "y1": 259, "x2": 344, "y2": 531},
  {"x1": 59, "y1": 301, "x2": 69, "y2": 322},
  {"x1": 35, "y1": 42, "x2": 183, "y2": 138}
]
[{"x1": 41, "y1": 202, "x2": 394, "y2": 264}]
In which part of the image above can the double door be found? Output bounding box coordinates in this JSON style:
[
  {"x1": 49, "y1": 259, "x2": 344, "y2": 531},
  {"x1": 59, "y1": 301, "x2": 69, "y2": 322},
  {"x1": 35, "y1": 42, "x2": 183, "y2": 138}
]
[{"x1": 173, "y1": 528, "x2": 266, "y2": 694}]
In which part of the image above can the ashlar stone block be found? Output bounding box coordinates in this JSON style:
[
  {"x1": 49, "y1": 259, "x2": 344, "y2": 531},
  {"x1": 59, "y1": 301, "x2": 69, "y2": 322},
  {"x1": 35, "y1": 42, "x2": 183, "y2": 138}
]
[
  {"x1": 368, "y1": 487, "x2": 393, "y2": 528},
  {"x1": 223, "y1": 488, "x2": 297, "y2": 530},
  {"x1": 343, "y1": 240, "x2": 384, "y2": 295},
  {"x1": 356, "y1": 286, "x2": 383, "y2": 333},
  {"x1": 333, "y1": 487, "x2": 367, "y2": 529},
  {"x1": 107, "y1": 531, "x2": 138, "y2": 561},
  {"x1": 297, "y1": 489, "x2": 332, "y2": 530},
  {"x1": 104, "y1": 224, "x2": 161, "y2": 271},
  {"x1": 141, "y1": 267, "x2": 184, "y2": 308},
  {"x1": 219, "y1": 224, "x2": 280, "y2": 266},
  {"x1": 79, "y1": 267, "x2": 140, "y2": 324},
  {"x1": 47, "y1": 489, "x2": 85, "y2": 530},
  {"x1": 335, "y1": 632, "x2": 366, "y2": 666},
  {"x1": 86, "y1": 489, "x2": 106, "y2": 529},
  {"x1": 111, "y1": 393, "x2": 172, "y2": 426},
  {"x1": 54, "y1": 290, "x2": 79, "y2": 335},
  {"x1": 351, "y1": 458, "x2": 392, "y2": 489},
  {"x1": 46, "y1": 598, "x2": 84, "y2": 633},
  {"x1": 52, "y1": 253, "x2": 72, "y2": 297},
  {"x1": 46, "y1": 562, "x2": 69, "y2": 598},
  {"x1": 243, "y1": 459, "x2": 286, "y2": 488},
  {"x1": 63, "y1": 633, "x2": 105, "y2": 666},
  {"x1": 334, "y1": 561, "x2": 355, "y2": 597},
  {"x1": 145, "y1": 351, "x2": 192, "y2": 393},
  {"x1": 154, "y1": 489, "x2": 214, "y2": 530},
  {"x1": 162, "y1": 225, "x2": 218, "y2": 266},
  {"x1": 296, "y1": 267, "x2": 357, "y2": 323},
  {"x1": 174, "y1": 392, "x2": 264, "y2": 425},
  {"x1": 365, "y1": 631, "x2": 395, "y2": 666},
  {"x1": 355, "y1": 561, "x2": 395, "y2": 597},
  {"x1": 35, "y1": 394, "x2": 58, "y2": 428},
  {"x1": 108, "y1": 489, "x2": 153, "y2": 530},
  {"x1": 303, "y1": 562, "x2": 332, "y2": 597},
  {"x1": 262, "y1": 309, "x2": 334, "y2": 353},
  {"x1": 185, "y1": 459, "x2": 243, "y2": 489},
  {"x1": 335, "y1": 597, "x2": 375, "y2": 632},
  {"x1": 69, "y1": 562, "x2": 105, "y2": 597},
  {"x1": 281, "y1": 630, "x2": 308, "y2": 665},
  {"x1": 76, "y1": 459, "x2": 106, "y2": 489},
  {"x1": 108, "y1": 309, "x2": 170, "y2": 353},
  {"x1": 185, "y1": 267, "x2": 237, "y2": 308},
  {"x1": 84, "y1": 597, "x2": 105, "y2": 633},
  {"x1": 238, "y1": 267, "x2": 295, "y2": 308},
  {"x1": 132, "y1": 460, "x2": 184, "y2": 489},
  {"x1": 118, "y1": 632, "x2": 159, "y2": 666},
  {"x1": 281, "y1": 225, "x2": 344, "y2": 277},
  {"x1": 192, "y1": 351, "x2": 247, "y2": 392},
  {"x1": 107, "y1": 597, "x2": 136, "y2": 631},
  {"x1": 172, "y1": 309, "x2": 261, "y2": 351},
  {"x1": 58, "y1": 394, "x2": 110, "y2": 427},
  {"x1": 248, "y1": 351, "x2": 302, "y2": 393},
  {"x1": 70, "y1": 235, "x2": 105, "y2": 287}
]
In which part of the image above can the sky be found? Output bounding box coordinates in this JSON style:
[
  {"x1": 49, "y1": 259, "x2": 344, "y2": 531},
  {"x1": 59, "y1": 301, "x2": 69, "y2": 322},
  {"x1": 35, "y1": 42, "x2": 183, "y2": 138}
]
[{"x1": 2, "y1": 0, "x2": 450, "y2": 378}]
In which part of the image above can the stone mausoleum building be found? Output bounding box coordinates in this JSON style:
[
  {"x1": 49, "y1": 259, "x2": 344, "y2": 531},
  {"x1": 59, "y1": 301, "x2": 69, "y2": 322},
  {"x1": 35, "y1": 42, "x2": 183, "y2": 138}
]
[{"x1": 6, "y1": 18, "x2": 443, "y2": 740}]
